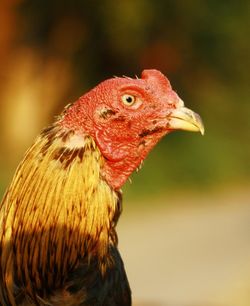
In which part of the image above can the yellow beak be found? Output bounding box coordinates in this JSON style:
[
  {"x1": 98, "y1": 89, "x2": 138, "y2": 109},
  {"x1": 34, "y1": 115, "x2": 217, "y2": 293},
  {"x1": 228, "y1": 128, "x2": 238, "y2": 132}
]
[{"x1": 168, "y1": 107, "x2": 204, "y2": 135}]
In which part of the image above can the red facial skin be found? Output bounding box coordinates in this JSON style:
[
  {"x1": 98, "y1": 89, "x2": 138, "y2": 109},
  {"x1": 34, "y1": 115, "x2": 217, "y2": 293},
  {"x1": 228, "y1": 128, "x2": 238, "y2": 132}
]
[{"x1": 61, "y1": 69, "x2": 183, "y2": 190}]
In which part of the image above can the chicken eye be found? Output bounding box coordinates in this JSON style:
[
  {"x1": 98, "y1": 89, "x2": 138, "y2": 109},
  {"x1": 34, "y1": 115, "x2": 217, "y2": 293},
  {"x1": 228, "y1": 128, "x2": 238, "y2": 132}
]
[{"x1": 121, "y1": 94, "x2": 136, "y2": 106}]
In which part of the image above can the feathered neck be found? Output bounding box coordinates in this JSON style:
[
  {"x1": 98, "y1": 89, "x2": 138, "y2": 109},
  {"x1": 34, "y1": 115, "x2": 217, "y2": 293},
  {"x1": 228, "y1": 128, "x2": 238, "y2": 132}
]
[{"x1": 0, "y1": 124, "x2": 121, "y2": 302}]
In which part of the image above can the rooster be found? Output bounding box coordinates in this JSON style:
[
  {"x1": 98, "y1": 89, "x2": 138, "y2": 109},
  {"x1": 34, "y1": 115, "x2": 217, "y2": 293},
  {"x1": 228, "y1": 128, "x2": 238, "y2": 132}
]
[{"x1": 0, "y1": 69, "x2": 204, "y2": 305}]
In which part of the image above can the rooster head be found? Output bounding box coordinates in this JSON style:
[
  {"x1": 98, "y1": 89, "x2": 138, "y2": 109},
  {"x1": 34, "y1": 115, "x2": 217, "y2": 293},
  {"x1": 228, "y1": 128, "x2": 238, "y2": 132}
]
[{"x1": 62, "y1": 69, "x2": 204, "y2": 189}]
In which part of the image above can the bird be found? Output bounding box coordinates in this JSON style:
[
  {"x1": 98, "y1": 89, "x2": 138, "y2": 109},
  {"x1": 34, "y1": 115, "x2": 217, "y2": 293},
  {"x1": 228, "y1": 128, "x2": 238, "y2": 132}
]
[{"x1": 0, "y1": 69, "x2": 204, "y2": 306}]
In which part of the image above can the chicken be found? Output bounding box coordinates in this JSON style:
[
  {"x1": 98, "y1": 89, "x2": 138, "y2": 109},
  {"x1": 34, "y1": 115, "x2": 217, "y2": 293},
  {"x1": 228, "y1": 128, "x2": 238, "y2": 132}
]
[{"x1": 0, "y1": 69, "x2": 204, "y2": 305}]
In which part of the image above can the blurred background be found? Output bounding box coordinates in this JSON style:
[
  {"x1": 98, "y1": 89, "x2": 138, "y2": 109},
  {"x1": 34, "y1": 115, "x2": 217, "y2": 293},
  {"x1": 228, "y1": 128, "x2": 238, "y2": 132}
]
[{"x1": 0, "y1": 1, "x2": 249, "y2": 305}]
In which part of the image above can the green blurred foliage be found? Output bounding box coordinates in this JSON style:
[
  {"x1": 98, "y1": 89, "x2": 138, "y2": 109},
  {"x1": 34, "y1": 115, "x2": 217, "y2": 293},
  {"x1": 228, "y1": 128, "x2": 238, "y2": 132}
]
[{"x1": 1, "y1": 0, "x2": 249, "y2": 199}]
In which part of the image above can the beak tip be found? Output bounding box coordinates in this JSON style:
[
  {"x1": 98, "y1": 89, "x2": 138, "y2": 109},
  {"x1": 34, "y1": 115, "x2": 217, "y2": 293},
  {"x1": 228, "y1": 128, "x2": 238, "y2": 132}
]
[
  {"x1": 198, "y1": 123, "x2": 205, "y2": 136},
  {"x1": 193, "y1": 111, "x2": 205, "y2": 136}
]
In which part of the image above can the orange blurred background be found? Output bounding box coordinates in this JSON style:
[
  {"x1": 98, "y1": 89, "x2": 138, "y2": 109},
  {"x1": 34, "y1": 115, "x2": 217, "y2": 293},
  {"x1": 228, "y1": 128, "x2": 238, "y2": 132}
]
[{"x1": 0, "y1": 1, "x2": 249, "y2": 305}]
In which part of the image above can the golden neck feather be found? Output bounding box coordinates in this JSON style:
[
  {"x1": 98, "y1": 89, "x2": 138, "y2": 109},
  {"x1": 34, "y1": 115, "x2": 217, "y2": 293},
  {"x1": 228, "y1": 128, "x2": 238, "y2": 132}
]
[{"x1": 0, "y1": 124, "x2": 121, "y2": 300}]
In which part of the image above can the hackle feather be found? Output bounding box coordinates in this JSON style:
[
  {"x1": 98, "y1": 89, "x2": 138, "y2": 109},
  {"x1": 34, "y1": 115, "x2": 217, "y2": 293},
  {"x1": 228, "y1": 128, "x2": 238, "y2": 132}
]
[{"x1": 0, "y1": 124, "x2": 121, "y2": 304}]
